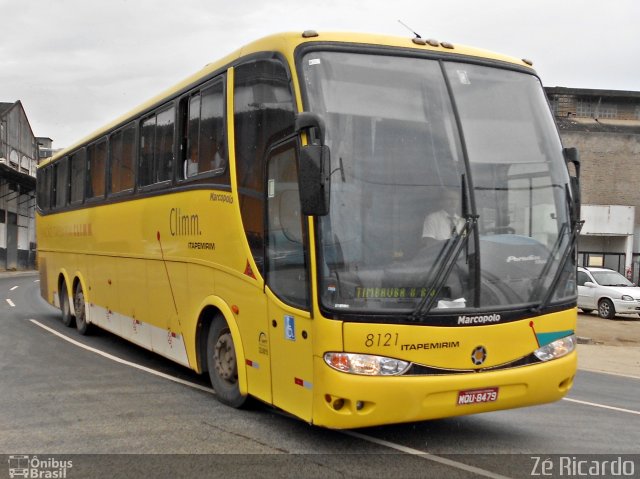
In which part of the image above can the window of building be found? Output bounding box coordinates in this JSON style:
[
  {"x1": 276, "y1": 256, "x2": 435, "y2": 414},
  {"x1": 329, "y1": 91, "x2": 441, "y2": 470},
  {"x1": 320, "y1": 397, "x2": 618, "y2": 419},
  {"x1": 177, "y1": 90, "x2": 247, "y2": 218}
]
[{"x1": 576, "y1": 99, "x2": 618, "y2": 119}]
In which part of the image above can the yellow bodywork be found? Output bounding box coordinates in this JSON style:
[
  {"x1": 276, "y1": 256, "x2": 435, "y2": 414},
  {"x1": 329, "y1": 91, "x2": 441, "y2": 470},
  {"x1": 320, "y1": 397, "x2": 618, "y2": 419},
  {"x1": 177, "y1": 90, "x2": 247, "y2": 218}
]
[{"x1": 37, "y1": 31, "x2": 575, "y2": 429}]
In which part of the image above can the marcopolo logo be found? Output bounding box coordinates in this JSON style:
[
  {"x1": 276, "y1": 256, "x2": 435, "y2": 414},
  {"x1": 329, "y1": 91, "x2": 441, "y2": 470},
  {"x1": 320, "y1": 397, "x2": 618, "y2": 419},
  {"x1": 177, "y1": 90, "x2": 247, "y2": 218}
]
[
  {"x1": 8, "y1": 455, "x2": 73, "y2": 478},
  {"x1": 458, "y1": 314, "x2": 502, "y2": 325}
]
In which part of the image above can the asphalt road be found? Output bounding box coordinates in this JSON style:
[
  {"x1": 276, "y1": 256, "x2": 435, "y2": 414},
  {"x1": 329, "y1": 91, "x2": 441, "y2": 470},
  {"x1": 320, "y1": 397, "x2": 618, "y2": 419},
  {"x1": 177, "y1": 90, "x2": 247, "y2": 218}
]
[{"x1": 1, "y1": 272, "x2": 639, "y2": 478}]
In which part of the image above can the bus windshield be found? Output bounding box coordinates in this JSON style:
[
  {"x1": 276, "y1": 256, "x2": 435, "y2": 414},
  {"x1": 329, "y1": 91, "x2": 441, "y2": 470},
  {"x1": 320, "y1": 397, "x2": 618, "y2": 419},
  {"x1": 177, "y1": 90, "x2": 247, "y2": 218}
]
[{"x1": 301, "y1": 50, "x2": 575, "y2": 319}]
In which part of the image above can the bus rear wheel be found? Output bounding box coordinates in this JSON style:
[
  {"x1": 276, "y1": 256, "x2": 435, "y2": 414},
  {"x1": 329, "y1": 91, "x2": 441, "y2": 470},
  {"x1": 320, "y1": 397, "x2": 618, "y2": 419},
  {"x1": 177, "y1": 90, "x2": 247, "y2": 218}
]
[
  {"x1": 74, "y1": 283, "x2": 91, "y2": 335},
  {"x1": 60, "y1": 281, "x2": 75, "y2": 328},
  {"x1": 206, "y1": 315, "x2": 247, "y2": 408}
]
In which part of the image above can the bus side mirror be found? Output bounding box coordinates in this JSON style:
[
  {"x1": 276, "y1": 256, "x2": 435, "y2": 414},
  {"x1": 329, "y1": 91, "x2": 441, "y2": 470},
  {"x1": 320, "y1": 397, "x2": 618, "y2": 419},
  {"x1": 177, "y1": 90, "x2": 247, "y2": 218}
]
[
  {"x1": 296, "y1": 112, "x2": 331, "y2": 216},
  {"x1": 299, "y1": 144, "x2": 330, "y2": 216},
  {"x1": 563, "y1": 147, "x2": 581, "y2": 222}
]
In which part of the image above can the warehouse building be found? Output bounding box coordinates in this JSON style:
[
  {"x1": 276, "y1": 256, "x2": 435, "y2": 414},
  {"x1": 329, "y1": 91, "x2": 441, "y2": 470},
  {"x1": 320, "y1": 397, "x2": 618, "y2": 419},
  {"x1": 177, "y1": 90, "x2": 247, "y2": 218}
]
[
  {"x1": 546, "y1": 87, "x2": 640, "y2": 282},
  {"x1": 0, "y1": 101, "x2": 38, "y2": 270}
]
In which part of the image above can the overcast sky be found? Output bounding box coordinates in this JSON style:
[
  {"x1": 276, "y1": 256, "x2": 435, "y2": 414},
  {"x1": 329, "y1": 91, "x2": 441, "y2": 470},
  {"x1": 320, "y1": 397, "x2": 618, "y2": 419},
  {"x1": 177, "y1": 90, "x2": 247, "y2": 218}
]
[{"x1": 1, "y1": 0, "x2": 638, "y2": 149}]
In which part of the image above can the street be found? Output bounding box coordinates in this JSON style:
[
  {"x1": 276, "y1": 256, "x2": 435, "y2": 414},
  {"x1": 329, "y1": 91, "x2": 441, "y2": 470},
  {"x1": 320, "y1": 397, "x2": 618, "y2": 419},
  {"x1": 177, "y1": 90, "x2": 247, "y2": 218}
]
[{"x1": 1, "y1": 272, "x2": 639, "y2": 478}]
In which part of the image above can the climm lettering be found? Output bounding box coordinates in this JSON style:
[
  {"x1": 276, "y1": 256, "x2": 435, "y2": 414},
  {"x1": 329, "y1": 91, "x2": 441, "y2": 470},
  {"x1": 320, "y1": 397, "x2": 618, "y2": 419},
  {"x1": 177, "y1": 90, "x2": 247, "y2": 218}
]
[
  {"x1": 400, "y1": 341, "x2": 460, "y2": 351},
  {"x1": 169, "y1": 208, "x2": 201, "y2": 236}
]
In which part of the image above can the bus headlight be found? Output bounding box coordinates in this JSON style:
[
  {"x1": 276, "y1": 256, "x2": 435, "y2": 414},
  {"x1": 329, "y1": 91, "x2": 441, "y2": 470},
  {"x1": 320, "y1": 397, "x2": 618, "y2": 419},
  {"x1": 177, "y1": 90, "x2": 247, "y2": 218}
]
[
  {"x1": 324, "y1": 352, "x2": 411, "y2": 376},
  {"x1": 533, "y1": 334, "x2": 576, "y2": 362}
]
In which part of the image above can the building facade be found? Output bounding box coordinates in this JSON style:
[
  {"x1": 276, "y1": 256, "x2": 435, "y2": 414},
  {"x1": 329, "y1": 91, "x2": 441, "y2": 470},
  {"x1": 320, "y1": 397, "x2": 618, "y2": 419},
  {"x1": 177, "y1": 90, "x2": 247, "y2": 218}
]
[
  {"x1": 0, "y1": 101, "x2": 38, "y2": 270},
  {"x1": 546, "y1": 87, "x2": 640, "y2": 282}
]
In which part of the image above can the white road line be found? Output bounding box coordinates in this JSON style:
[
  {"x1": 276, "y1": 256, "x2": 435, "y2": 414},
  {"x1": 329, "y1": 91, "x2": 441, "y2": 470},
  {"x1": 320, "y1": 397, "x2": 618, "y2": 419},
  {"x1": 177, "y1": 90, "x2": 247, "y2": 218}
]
[
  {"x1": 343, "y1": 430, "x2": 513, "y2": 479},
  {"x1": 562, "y1": 397, "x2": 640, "y2": 415},
  {"x1": 28, "y1": 317, "x2": 640, "y2": 477},
  {"x1": 578, "y1": 368, "x2": 640, "y2": 380},
  {"x1": 10, "y1": 286, "x2": 19, "y2": 291},
  {"x1": 34, "y1": 279, "x2": 40, "y2": 283},
  {"x1": 31, "y1": 319, "x2": 510, "y2": 479},
  {"x1": 6, "y1": 299, "x2": 15, "y2": 307},
  {"x1": 29, "y1": 319, "x2": 214, "y2": 395}
]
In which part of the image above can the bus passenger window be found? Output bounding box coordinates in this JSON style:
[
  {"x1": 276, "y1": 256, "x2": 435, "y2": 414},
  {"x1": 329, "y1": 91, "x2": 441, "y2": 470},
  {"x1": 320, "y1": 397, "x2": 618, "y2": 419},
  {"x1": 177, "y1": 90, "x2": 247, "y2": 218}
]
[
  {"x1": 110, "y1": 124, "x2": 135, "y2": 194},
  {"x1": 86, "y1": 140, "x2": 107, "y2": 199},
  {"x1": 139, "y1": 105, "x2": 175, "y2": 187},
  {"x1": 180, "y1": 80, "x2": 226, "y2": 179},
  {"x1": 54, "y1": 157, "x2": 68, "y2": 208},
  {"x1": 69, "y1": 149, "x2": 85, "y2": 204}
]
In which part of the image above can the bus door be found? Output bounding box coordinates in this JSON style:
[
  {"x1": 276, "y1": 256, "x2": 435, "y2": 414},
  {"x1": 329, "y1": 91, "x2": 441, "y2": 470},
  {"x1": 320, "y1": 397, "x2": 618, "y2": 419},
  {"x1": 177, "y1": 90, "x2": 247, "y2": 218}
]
[{"x1": 264, "y1": 139, "x2": 314, "y2": 421}]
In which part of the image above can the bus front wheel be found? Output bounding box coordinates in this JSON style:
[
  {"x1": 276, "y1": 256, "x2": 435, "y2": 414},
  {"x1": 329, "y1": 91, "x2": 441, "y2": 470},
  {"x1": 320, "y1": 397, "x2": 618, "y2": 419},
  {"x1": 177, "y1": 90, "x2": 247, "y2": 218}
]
[{"x1": 206, "y1": 315, "x2": 247, "y2": 408}]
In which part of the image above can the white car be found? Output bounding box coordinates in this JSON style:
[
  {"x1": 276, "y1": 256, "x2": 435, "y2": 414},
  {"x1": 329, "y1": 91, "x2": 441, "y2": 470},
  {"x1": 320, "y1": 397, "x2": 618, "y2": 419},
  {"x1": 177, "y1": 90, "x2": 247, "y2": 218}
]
[{"x1": 577, "y1": 266, "x2": 640, "y2": 319}]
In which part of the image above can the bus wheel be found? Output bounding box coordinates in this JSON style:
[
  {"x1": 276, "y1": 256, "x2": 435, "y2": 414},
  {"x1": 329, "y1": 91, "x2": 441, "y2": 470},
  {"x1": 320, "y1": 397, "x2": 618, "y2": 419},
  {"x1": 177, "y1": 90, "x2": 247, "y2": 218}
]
[
  {"x1": 206, "y1": 315, "x2": 247, "y2": 408},
  {"x1": 60, "y1": 281, "x2": 75, "y2": 328},
  {"x1": 74, "y1": 283, "x2": 91, "y2": 335}
]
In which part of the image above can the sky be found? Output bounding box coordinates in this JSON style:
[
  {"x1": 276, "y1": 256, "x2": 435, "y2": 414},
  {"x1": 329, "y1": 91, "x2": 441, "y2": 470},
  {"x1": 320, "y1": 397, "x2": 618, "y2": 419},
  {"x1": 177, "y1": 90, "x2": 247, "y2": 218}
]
[{"x1": 1, "y1": 0, "x2": 638, "y2": 149}]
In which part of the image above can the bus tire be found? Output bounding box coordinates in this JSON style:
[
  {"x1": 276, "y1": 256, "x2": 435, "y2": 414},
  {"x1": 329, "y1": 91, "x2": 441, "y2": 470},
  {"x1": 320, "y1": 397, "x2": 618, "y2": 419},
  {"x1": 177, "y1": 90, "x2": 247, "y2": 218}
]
[
  {"x1": 74, "y1": 282, "x2": 91, "y2": 335},
  {"x1": 206, "y1": 315, "x2": 247, "y2": 408},
  {"x1": 60, "y1": 281, "x2": 75, "y2": 328}
]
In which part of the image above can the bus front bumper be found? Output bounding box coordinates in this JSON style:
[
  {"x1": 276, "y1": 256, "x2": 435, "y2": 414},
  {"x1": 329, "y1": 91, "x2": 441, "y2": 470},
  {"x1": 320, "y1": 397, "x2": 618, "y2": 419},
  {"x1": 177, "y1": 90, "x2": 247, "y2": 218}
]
[{"x1": 311, "y1": 351, "x2": 577, "y2": 429}]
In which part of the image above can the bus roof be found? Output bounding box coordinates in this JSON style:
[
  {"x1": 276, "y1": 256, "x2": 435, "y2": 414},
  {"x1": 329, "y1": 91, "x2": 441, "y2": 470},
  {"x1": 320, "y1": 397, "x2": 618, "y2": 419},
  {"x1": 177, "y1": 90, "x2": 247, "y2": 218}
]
[{"x1": 43, "y1": 31, "x2": 534, "y2": 166}]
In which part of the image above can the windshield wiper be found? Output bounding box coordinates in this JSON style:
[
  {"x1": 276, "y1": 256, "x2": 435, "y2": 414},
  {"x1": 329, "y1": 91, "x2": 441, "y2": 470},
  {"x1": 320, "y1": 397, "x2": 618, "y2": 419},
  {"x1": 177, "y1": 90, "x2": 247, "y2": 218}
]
[
  {"x1": 411, "y1": 214, "x2": 478, "y2": 320},
  {"x1": 532, "y1": 218, "x2": 584, "y2": 314}
]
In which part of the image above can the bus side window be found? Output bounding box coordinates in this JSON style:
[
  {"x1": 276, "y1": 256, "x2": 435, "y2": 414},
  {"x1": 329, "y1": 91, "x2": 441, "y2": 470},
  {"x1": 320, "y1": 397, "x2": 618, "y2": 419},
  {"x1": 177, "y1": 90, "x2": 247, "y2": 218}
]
[
  {"x1": 53, "y1": 156, "x2": 69, "y2": 208},
  {"x1": 179, "y1": 78, "x2": 226, "y2": 181},
  {"x1": 69, "y1": 149, "x2": 85, "y2": 204},
  {"x1": 109, "y1": 124, "x2": 135, "y2": 195},
  {"x1": 266, "y1": 140, "x2": 309, "y2": 308},
  {"x1": 234, "y1": 58, "x2": 295, "y2": 275},
  {"x1": 139, "y1": 105, "x2": 175, "y2": 187},
  {"x1": 86, "y1": 139, "x2": 107, "y2": 199}
]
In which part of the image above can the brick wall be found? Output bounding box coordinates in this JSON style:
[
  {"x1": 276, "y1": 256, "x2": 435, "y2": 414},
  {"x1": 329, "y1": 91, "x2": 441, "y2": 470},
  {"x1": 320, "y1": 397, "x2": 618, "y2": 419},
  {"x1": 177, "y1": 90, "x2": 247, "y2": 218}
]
[{"x1": 559, "y1": 130, "x2": 640, "y2": 223}]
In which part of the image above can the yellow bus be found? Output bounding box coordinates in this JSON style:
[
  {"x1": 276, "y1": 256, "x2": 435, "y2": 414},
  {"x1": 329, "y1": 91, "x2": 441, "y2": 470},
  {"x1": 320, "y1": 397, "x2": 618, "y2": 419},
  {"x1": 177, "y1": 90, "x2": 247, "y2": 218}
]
[{"x1": 36, "y1": 31, "x2": 582, "y2": 429}]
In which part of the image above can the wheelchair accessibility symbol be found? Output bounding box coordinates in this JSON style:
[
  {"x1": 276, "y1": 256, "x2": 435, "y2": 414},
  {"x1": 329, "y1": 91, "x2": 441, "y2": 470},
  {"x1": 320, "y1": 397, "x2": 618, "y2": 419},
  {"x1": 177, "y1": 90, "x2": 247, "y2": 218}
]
[{"x1": 284, "y1": 315, "x2": 296, "y2": 341}]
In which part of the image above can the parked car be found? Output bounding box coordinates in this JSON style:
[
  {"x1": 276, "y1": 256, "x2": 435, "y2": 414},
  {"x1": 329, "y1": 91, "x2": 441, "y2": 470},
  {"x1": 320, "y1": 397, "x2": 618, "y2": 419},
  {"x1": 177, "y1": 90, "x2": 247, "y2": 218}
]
[{"x1": 577, "y1": 266, "x2": 640, "y2": 319}]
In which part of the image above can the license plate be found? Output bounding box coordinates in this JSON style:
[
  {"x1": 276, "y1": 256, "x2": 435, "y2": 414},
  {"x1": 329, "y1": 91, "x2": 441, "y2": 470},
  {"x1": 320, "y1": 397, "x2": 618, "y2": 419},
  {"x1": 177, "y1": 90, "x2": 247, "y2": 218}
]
[{"x1": 457, "y1": 387, "x2": 499, "y2": 405}]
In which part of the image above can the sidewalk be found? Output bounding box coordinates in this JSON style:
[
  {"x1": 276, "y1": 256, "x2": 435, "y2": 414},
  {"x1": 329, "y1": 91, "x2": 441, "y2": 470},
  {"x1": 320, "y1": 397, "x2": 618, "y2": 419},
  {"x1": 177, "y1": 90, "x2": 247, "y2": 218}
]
[
  {"x1": 577, "y1": 344, "x2": 640, "y2": 378},
  {"x1": 0, "y1": 269, "x2": 38, "y2": 279}
]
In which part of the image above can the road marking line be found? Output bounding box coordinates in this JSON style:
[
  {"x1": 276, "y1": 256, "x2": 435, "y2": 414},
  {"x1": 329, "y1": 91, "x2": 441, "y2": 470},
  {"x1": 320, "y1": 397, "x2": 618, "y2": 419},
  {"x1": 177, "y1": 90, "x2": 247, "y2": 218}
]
[
  {"x1": 562, "y1": 397, "x2": 640, "y2": 415},
  {"x1": 578, "y1": 367, "x2": 640, "y2": 380},
  {"x1": 29, "y1": 319, "x2": 214, "y2": 395},
  {"x1": 343, "y1": 430, "x2": 512, "y2": 479},
  {"x1": 6, "y1": 299, "x2": 15, "y2": 307},
  {"x1": 10, "y1": 286, "x2": 19, "y2": 291},
  {"x1": 27, "y1": 319, "x2": 639, "y2": 474}
]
